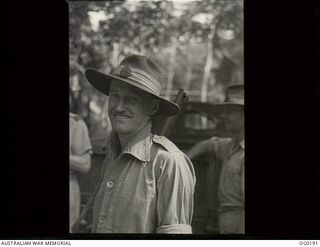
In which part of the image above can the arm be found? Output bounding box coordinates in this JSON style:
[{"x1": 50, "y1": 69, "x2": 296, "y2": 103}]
[
  {"x1": 70, "y1": 152, "x2": 91, "y2": 174},
  {"x1": 156, "y1": 152, "x2": 196, "y2": 234},
  {"x1": 186, "y1": 139, "x2": 211, "y2": 160},
  {"x1": 70, "y1": 118, "x2": 92, "y2": 174}
]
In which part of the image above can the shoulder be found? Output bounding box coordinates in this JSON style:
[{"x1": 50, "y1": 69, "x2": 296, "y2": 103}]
[
  {"x1": 69, "y1": 113, "x2": 83, "y2": 122},
  {"x1": 205, "y1": 137, "x2": 233, "y2": 159},
  {"x1": 152, "y1": 134, "x2": 181, "y2": 153},
  {"x1": 151, "y1": 135, "x2": 188, "y2": 167},
  {"x1": 208, "y1": 136, "x2": 231, "y2": 144},
  {"x1": 208, "y1": 136, "x2": 232, "y2": 148},
  {"x1": 70, "y1": 115, "x2": 90, "y2": 137},
  {"x1": 152, "y1": 135, "x2": 194, "y2": 175}
]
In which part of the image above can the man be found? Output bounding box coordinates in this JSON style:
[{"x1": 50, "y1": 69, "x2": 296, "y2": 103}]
[
  {"x1": 187, "y1": 85, "x2": 244, "y2": 234},
  {"x1": 85, "y1": 54, "x2": 195, "y2": 233}
]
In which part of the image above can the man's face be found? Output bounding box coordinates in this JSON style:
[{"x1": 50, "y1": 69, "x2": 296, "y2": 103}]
[
  {"x1": 108, "y1": 81, "x2": 156, "y2": 136},
  {"x1": 220, "y1": 106, "x2": 244, "y2": 133}
]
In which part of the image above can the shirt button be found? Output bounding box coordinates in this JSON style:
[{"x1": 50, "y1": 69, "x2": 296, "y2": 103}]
[{"x1": 106, "y1": 181, "x2": 114, "y2": 188}]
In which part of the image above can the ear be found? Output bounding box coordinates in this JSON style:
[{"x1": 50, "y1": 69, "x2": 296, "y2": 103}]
[{"x1": 149, "y1": 100, "x2": 159, "y2": 116}]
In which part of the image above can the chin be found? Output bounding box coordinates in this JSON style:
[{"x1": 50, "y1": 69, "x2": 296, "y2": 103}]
[{"x1": 112, "y1": 125, "x2": 130, "y2": 134}]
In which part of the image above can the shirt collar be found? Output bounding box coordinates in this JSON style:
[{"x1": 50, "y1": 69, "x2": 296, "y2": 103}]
[
  {"x1": 228, "y1": 138, "x2": 245, "y2": 157},
  {"x1": 122, "y1": 121, "x2": 152, "y2": 162}
]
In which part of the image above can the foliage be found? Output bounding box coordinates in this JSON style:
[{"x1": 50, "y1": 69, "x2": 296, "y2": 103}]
[{"x1": 68, "y1": 0, "x2": 243, "y2": 135}]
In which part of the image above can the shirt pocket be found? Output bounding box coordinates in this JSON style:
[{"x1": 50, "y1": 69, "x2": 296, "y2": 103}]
[{"x1": 120, "y1": 164, "x2": 156, "y2": 202}]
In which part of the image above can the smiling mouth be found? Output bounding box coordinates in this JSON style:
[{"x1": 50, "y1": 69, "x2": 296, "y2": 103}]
[{"x1": 113, "y1": 113, "x2": 131, "y2": 120}]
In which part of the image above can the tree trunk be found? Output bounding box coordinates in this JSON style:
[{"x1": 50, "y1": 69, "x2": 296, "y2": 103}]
[
  {"x1": 201, "y1": 40, "x2": 213, "y2": 102},
  {"x1": 165, "y1": 37, "x2": 177, "y2": 100},
  {"x1": 185, "y1": 51, "x2": 193, "y2": 90},
  {"x1": 201, "y1": 15, "x2": 221, "y2": 103},
  {"x1": 111, "y1": 42, "x2": 120, "y2": 67}
]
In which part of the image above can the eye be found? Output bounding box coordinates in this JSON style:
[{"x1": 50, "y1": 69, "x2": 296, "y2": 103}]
[
  {"x1": 128, "y1": 95, "x2": 139, "y2": 103},
  {"x1": 109, "y1": 92, "x2": 119, "y2": 101}
]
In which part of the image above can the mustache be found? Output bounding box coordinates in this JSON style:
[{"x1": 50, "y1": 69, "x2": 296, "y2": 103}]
[{"x1": 111, "y1": 110, "x2": 131, "y2": 117}]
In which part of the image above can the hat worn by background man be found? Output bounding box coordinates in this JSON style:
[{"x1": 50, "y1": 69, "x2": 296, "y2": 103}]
[
  {"x1": 85, "y1": 54, "x2": 179, "y2": 116},
  {"x1": 212, "y1": 84, "x2": 244, "y2": 113},
  {"x1": 192, "y1": 84, "x2": 244, "y2": 117}
]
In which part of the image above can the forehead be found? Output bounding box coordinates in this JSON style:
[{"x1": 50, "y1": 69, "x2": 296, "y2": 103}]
[{"x1": 109, "y1": 80, "x2": 153, "y2": 99}]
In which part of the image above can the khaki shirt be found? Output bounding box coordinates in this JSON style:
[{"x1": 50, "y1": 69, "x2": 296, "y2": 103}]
[
  {"x1": 92, "y1": 122, "x2": 196, "y2": 233},
  {"x1": 207, "y1": 137, "x2": 245, "y2": 210}
]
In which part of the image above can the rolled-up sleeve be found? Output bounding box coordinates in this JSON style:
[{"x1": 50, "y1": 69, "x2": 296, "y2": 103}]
[
  {"x1": 156, "y1": 152, "x2": 196, "y2": 234},
  {"x1": 156, "y1": 224, "x2": 192, "y2": 234}
]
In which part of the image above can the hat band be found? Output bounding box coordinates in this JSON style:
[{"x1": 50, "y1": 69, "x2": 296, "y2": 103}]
[
  {"x1": 128, "y1": 68, "x2": 161, "y2": 95},
  {"x1": 113, "y1": 66, "x2": 161, "y2": 95}
]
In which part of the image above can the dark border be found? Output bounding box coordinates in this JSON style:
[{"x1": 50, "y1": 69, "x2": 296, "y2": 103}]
[{"x1": 2, "y1": 0, "x2": 319, "y2": 239}]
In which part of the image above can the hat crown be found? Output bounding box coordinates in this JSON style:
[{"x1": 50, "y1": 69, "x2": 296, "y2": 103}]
[
  {"x1": 119, "y1": 55, "x2": 164, "y2": 83},
  {"x1": 111, "y1": 54, "x2": 164, "y2": 96}
]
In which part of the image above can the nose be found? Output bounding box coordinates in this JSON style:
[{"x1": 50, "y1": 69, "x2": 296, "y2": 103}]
[{"x1": 114, "y1": 99, "x2": 125, "y2": 112}]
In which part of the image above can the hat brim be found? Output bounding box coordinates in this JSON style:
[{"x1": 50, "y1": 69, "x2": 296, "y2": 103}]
[
  {"x1": 210, "y1": 102, "x2": 244, "y2": 113},
  {"x1": 185, "y1": 102, "x2": 242, "y2": 117},
  {"x1": 85, "y1": 68, "x2": 180, "y2": 116}
]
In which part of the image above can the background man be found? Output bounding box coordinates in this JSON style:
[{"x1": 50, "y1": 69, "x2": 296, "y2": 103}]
[
  {"x1": 85, "y1": 54, "x2": 196, "y2": 233},
  {"x1": 187, "y1": 85, "x2": 244, "y2": 234},
  {"x1": 69, "y1": 90, "x2": 92, "y2": 233}
]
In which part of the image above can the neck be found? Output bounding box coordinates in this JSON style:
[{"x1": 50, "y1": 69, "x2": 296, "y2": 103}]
[
  {"x1": 118, "y1": 121, "x2": 150, "y2": 150},
  {"x1": 118, "y1": 133, "x2": 135, "y2": 150}
]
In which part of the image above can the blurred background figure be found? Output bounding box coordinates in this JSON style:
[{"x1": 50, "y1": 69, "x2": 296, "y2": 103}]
[
  {"x1": 187, "y1": 85, "x2": 244, "y2": 234},
  {"x1": 69, "y1": 88, "x2": 92, "y2": 233}
]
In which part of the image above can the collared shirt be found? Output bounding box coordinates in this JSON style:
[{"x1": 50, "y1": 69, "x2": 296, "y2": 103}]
[
  {"x1": 207, "y1": 137, "x2": 245, "y2": 210},
  {"x1": 92, "y1": 122, "x2": 196, "y2": 234}
]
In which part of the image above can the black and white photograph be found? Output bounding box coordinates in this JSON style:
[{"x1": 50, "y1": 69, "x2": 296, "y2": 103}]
[
  {"x1": 3, "y1": 0, "x2": 319, "y2": 242},
  {"x1": 69, "y1": 0, "x2": 244, "y2": 234}
]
